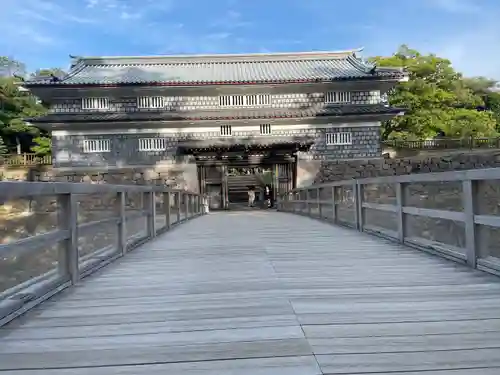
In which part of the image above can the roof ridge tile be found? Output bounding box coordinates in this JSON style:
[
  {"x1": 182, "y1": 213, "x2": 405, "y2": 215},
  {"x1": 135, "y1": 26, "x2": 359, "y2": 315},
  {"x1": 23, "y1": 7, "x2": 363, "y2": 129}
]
[{"x1": 23, "y1": 50, "x2": 407, "y2": 86}]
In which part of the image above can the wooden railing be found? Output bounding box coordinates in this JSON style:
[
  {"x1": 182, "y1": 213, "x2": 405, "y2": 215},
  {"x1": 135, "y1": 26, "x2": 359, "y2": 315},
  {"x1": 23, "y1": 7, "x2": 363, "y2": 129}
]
[
  {"x1": 279, "y1": 168, "x2": 500, "y2": 276},
  {"x1": 0, "y1": 153, "x2": 52, "y2": 167},
  {"x1": 0, "y1": 182, "x2": 204, "y2": 325},
  {"x1": 383, "y1": 137, "x2": 500, "y2": 150}
]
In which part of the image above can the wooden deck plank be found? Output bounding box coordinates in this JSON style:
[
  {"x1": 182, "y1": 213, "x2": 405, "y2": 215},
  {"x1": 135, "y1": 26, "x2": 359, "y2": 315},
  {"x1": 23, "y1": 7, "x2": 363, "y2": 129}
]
[
  {"x1": 0, "y1": 356, "x2": 322, "y2": 375},
  {"x1": 1, "y1": 211, "x2": 500, "y2": 374}
]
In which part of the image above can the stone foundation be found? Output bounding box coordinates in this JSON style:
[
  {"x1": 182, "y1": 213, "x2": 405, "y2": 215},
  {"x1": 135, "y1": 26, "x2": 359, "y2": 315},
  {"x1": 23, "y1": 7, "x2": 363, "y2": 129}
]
[
  {"x1": 3, "y1": 150, "x2": 500, "y2": 187},
  {"x1": 1, "y1": 162, "x2": 199, "y2": 192},
  {"x1": 313, "y1": 151, "x2": 500, "y2": 183}
]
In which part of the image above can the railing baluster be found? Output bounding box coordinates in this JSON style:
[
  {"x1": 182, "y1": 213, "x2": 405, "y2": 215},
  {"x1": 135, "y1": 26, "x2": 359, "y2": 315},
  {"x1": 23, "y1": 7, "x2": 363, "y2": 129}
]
[
  {"x1": 184, "y1": 193, "x2": 189, "y2": 219},
  {"x1": 359, "y1": 183, "x2": 365, "y2": 231},
  {"x1": 115, "y1": 190, "x2": 127, "y2": 255},
  {"x1": 331, "y1": 186, "x2": 336, "y2": 223},
  {"x1": 304, "y1": 189, "x2": 312, "y2": 216},
  {"x1": 317, "y1": 188, "x2": 321, "y2": 218},
  {"x1": 164, "y1": 191, "x2": 171, "y2": 229},
  {"x1": 353, "y1": 182, "x2": 361, "y2": 231},
  {"x1": 395, "y1": 182, "x2": 404, "y2": 243},
  {"x1": 176, "y1": 192, "x2": 181, "y2": 223},
  {"x1": 143, "y1": 191, "x2": 156, "y2": 238},
  {"x1": 463, "y1": 179, "x2": 477, "y2": 268},
  {"x1": 57, "y1": 193, "x2": 79, "y2": 285}
]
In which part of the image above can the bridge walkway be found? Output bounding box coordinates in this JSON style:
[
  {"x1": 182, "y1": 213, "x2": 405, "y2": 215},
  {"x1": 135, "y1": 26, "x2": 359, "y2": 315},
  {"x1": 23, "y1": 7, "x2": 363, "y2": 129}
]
[{"x1": 2, "y1": 211, "x2": 500, "y2": 374}]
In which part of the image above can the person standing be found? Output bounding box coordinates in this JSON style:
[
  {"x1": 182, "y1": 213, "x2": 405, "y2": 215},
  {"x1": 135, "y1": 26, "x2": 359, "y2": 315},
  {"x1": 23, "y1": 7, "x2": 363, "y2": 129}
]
[
  {"x1": 203, "y1": 194, "x2": 210, "y2": 214},
  {"x1": 264, "y1": 185, "x2": 271, "y2": 208},
  {"x1": 247, "y1": 186, "x2": 255, "y2": 208}
]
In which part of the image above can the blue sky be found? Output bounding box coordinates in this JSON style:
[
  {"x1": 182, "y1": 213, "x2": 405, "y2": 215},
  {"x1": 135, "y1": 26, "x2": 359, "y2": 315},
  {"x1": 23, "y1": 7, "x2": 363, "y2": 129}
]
[{"x1": 1, "y1": 0, "x2": 500, "y2": 78}]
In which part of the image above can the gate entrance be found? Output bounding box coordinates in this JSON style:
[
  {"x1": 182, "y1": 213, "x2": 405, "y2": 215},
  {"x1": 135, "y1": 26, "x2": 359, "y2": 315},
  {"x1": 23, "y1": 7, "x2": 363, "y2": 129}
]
[
  {"x1": 196, "y1": 162, "x2": 295, "y2": 210},
  {"x1": 179, "y1": 141, "x2": 310, "y2": 210}
]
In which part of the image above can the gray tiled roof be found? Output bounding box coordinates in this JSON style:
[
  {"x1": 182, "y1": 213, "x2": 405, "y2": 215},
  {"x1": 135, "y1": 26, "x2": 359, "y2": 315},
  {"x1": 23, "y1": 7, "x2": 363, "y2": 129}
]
[
  {"x1": 27, "y1": 105, "x2": 403, "y2": 123},
  {"x1": 24, "y1": 50, "x2": 406, "y2": 86}
]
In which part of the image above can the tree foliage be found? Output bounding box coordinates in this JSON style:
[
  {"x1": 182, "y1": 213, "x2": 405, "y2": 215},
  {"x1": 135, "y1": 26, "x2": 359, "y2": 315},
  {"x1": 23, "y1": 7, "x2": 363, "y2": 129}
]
[
  {"x1": 31, "y1": 136, "x2": 52, "y2": 155},
  {"x1": 371, "y1": 45, "x2": 499, "y2": 140},
  {"x1": 0, "y1": 136, "x2": 8, "y2": 155},
  {"x1": 0, "y1": 57, "x2": 61, "y2": 155}
]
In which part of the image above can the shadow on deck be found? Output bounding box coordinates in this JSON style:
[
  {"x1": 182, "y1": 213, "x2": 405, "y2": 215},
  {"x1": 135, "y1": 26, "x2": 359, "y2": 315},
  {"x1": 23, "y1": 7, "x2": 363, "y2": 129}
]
[{"x1": 2, "y1": 211, "x2": 500, "y2": 374}]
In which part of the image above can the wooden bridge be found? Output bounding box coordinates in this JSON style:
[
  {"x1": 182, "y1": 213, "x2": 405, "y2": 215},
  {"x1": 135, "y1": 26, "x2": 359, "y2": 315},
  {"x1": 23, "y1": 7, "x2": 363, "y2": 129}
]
[{"x1": 1, "y1": 169, "x2": 500, "y2": 374}]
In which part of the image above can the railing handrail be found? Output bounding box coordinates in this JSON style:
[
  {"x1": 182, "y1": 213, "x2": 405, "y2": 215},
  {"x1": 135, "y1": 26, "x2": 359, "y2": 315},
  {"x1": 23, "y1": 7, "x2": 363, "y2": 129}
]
[
  {"x1": 0, "y1": 182, "x2": 205, "y2": 326},
  {"x1": 279, "y1": 167, "x2": 500, "y2": 277},
  {"x1": 0, "y1": 153, "x2": 52, "y2": 166},
  {"x1": 383, "y1": 136, "x2": 500, "y2": 150},
  {"x1": 289, "y1": 167, "x2": 500, "y2": 192},
  {"x1": 0, "y1": 181, "x2": 195, "y2": 199}
]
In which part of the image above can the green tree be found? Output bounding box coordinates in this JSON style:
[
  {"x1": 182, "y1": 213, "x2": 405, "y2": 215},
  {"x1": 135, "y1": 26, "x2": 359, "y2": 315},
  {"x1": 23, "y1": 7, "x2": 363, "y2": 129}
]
[
  {"x1": 31, "y1": 68, "x2": 66, "y2": 79},
  {"x1": 0, "y1": 57, "x2": 51, "y2": 153},
  {"x1": 370, "y1": 45, "x2": 497, "y2": 140},
  {"x1": 462, "y1": 76, "x2": 500, "y2": 129},
  {"x1": 0, "y1": 56, "x2": 26, "y2": 78},
  {"x1": 0, "y1": 136, "x2": 8, "y2": 155},
  {"x1": 31, "y1": 136, "x2": 51, "y2": 155},
  {"x1": 486, "y1": 92, "x2": 500, "y2": 127}
]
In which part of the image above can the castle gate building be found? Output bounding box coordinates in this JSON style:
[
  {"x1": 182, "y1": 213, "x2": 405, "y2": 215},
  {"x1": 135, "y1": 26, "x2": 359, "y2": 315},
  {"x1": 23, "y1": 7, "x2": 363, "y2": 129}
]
[{"x1": 23, "y1": 50, "x2": 407, "y2": 209}]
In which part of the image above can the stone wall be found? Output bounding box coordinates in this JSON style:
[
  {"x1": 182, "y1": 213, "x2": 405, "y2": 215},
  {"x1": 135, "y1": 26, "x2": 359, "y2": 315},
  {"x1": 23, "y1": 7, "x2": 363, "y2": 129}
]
[
  {"x1": 54, "y1": 124, "x2": 381, "y2": 168},
  {"x1": 4, "y1": 150, "x2": 500, "y2": 187},
  {"x1": 1, "y1": 163, "x2": 199, "y2": 192},
  {"x1": 50, "y1": 90, "x2": 381, "y2": 113},
  {"x1": 313, "y1": 151, "x2": 500, "y2": 183}
]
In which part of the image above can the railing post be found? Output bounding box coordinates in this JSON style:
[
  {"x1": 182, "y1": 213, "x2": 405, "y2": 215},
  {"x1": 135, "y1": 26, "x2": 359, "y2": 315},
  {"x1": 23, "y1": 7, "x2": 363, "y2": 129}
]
[
  {"x1": 395, "y1": 182, "x2": 405, "y2": 243},
  {"x1": 331, "y1": 185, "x2": 336, "y2": 223},
  {"x1": 353, "y1": 182, "x2": 361, "y2": 231},
  {"x1": 115, "y1": 190, "x2": 127, "y2": 255},
  {"x1": 176, "y1": 191, "x2": 181, "y2": 223},
  {"x1": 164, "y1": 191, "x2": 171, "y2": 230},
  {"x1": 463, "y1": 179, "x2": 477, "y2": 268},
  {"x1": 307, "y1": 189, "x2": 312, "y2": 216},
  {"x1": 57, "y1": 193, "x2": 79, "y2": 285},
  {"x1": 184, "y1": 193, "x2": 189, "y2": 219},
  {"x1": 143, "y1": 191, "x2": 156, "y2": 238},
  {"x1": 317, "y1": 188, "x2": 321, "y2": 219}
]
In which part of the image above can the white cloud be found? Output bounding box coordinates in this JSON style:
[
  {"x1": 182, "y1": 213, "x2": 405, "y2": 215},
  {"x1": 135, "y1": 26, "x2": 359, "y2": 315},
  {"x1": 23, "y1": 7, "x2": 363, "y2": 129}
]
[
  {"x1": 433, "y1": 24, "x2": 500, "y2": 79},
  {"x1": 0, "y1": 0, "x2": 178, "y2": 51},
  {"x1": 86, "y1": 0, "x2": 99, "y2": 8},
  {"x1": 120, "y1": 11, "x2": 142, "y2": 20},
  {"x1": 209, "y1": 9, "x2": 252, "y2": 30},
  {"x1": 428, "y1": 0, "x2": 483, "y2": 13},
  {"x1": 362, "y1": 0, "x2": 500, "y2": 79}
]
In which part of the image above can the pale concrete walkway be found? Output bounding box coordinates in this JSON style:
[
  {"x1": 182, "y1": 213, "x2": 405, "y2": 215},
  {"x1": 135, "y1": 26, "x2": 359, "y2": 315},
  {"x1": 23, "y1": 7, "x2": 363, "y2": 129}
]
[{"x1": 2, "y1": 211, "x2": 500, "y2": 374}]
